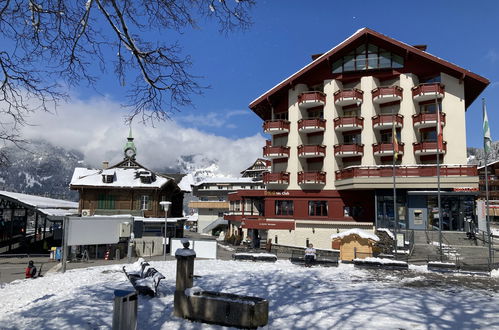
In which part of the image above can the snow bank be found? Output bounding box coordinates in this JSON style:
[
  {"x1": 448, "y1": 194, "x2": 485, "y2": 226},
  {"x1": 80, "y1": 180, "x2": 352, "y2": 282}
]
[
  {"x1": 354, "y1": 257, "x2": 408, "y2": 265},
  {"x1": 331, "y1": 228, "x2": 379, "y2": 241}
]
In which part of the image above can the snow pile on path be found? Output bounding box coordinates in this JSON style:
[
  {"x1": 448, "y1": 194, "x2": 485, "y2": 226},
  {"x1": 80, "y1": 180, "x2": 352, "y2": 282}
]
[
  {"x1": 1, "y1": 260, "x2": 498, "y2": 329},
  {"x1": 331, "y1": 228, "x2": 379, "y2": 241}
]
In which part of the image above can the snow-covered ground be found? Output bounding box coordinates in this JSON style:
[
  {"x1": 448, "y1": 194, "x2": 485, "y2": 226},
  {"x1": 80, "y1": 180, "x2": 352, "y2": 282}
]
[{"x1": 1, "y1": 260, "x2": 498, "y2": 329}]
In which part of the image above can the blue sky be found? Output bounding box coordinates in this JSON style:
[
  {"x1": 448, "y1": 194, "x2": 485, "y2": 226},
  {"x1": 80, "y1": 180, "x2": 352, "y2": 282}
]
[{"x1": 20, "y1": 1, "x2": 499, "y2": 174}]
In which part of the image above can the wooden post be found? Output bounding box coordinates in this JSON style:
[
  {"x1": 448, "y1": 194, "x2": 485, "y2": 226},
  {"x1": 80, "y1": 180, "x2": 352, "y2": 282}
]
[{"x1": 34, "y1": 212, "x2": 39, "y2": 242}]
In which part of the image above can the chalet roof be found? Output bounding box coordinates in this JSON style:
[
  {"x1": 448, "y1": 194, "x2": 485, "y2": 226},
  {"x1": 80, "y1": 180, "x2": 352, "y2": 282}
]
[
  {"x1": 192, "y1": 177, "x2": 260, "y2": 187},
  {"x1": 0, "y1": 190, "x2": 78, "y2": 217},
  {"x1": 250, "y1": 27, "x2": 489, "y2": 117},
  {"x1": 70, "y1": 167, "x2": 169, "y2": 189},
  {"x1": 240, "y1": 158, "x2": 271, "y2": 174}
]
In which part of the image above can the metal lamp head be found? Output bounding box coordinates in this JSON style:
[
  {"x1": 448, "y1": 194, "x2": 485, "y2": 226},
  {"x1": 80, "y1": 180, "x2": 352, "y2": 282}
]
[{"x1": 160, "y1": 201, "x2": 172, "y2": 212}]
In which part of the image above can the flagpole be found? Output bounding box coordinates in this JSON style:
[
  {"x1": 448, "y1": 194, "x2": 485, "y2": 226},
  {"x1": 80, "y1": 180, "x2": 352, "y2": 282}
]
[
  {"x1": 483, "y1": 98, "x2": 493, "y2": 270},
  {"x1": 436, "y1": 95, "x2": 443, "y2": 262},
  {"x1": 392, "y1": 112, "x2": 398, "y2": 259}
]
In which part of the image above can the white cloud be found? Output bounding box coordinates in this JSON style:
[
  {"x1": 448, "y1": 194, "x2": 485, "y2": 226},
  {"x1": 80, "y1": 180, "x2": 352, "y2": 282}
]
[
  {"x1": 485, "y1": 50, "x2": 499, "y2": 63},
  {"x1": 175, "y1": 109, "x2": 251, "y2": 129},
  {"x1": 20, "y1": 96, "x2": 265, "y2": 176}
]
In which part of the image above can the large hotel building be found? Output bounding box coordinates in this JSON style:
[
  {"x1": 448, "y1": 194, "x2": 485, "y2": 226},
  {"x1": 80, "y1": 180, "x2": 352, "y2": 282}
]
[{"x1": 225, "y1": 28, "x2": 489, "y2": 249}]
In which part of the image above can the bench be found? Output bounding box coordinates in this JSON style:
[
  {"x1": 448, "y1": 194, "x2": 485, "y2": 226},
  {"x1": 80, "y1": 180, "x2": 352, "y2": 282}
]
[
  {"x1": 232, "y1": 252, "x2": 278, "y2": 262},
  {"x1": 289, "y1": 251, "x2": 338, "y2": 267},
  {"x1": 123, "y1": 259, "x2": 165, "y2": 296}
]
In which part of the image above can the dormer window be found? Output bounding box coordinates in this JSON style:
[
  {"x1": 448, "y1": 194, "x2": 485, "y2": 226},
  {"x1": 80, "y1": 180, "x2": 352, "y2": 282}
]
[
  {"x1": 332, "y1": 43, "x2": 404, "y2": 73},
  {"x1": 136, "y1": 170, "x2": 156, "y2": 184},
  {"x1": 102, "y1": 170, "x2": 115, "y2": 183}
]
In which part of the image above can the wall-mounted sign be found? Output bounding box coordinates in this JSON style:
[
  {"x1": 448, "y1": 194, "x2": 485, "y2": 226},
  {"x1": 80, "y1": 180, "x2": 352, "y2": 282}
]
[{"x1": 453, "y1": 187, "x2": 479, "y2": 192}]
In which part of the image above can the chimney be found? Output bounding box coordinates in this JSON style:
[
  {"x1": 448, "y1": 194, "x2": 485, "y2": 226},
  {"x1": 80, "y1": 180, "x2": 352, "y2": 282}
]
[
  {"x1": 413, "y1": 45, "x2": 427, "y2": 52},
  {"x1": 102, "y1": 161, "x2": 109, "y2": 169}
]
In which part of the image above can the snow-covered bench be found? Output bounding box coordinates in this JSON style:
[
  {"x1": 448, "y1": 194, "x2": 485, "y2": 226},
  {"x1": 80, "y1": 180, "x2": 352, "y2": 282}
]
[
  {"x1": 353, "y1": 257, "x2": 408, "y2": 270},
  {"x1": 123, "y1": 259, "x2": 165, "y2": 296},
  {"x1": 232, "y1": 252, "x2": 278, "y2": 262},
  {"x1": 289, "y1": 251, "x2": 338, "y2": 267}
]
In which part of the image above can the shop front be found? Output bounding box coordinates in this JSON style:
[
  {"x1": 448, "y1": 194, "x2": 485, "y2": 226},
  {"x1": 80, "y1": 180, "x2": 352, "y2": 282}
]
[{"x1": 375, "y1": 190, "x2": 477, "y2": 231}]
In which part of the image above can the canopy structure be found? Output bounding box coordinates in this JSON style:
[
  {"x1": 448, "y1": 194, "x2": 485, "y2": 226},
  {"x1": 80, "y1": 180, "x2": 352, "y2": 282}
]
[{"x1": 0, "y1": 190, "x2": 78, "y2": 253}]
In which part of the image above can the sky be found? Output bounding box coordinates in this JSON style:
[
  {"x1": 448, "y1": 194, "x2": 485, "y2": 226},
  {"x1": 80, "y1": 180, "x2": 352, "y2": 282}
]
[{"x1": 18, "y1": 0, "x2": 499, "y2": 175}]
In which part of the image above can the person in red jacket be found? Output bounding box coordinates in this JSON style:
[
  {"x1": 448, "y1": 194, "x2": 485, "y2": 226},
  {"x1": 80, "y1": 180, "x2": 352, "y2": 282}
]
[{"x1": 25, "y1": 260, "x2": 37, "y2": 279}]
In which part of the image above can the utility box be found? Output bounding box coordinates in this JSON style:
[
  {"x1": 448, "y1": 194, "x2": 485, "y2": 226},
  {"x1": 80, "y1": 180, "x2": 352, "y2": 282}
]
[
  {"x1": 119, "y1": 222, "x2": 132, "y2": 238},
  {"x1": 112, "y1": 290, "x2": 137, "y2": 330}
]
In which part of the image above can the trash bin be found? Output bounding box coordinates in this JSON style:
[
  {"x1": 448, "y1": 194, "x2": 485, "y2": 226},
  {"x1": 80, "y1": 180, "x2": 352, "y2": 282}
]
[
  {"x1": 55, "y1": 247, "x2": 62, "y2": 261},
  {"x1": 112, "y1": 290, "x2": 138, "y2": 330}
]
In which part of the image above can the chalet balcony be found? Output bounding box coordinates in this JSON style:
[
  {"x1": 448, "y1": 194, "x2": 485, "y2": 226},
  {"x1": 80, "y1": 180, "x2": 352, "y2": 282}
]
[
  {"x1": 372, "y1": 86, "x2": 403, "y2": 104},
  {"x1": 263, "y1": 172, "x2": 290, "y2": 185},
  {"x1": 334, "y1": 144, "x2": 364, "y2": 157},
  {"x1": 372, "y1": 142, "x2": 405, "y2": 157},
  {"x1": 412, "y1": 112, "x2": 446, "y2": 129},
  {"x1": 333, "y1": 88, "x2": 363, "y2": 107},
  {"x1": 412, "y1": 83, "x2": 445, "y2": 102},
  {"x1": 298, "y1": 171, "x2": 326, "y2": 185},
  {"x1": 413, "y1": 141, "x2": 447, "y2": 155},
  {"x1": 263, "y1": 120, "x2": 290, "y2": 135},
  {"x1": 263, "y1": 145, "x2": 290, "y2": 159},
  {"x1": 298, "y1": 118, "x2": 326, "y2": 133},
  {"x1": 372, "y1": 114, "x2": 404, "y2": 130},
  {"x1": 297, "y1": 145, "x2": 326, "y2": 158},
  {"x1": 334, "y1": 116, "x2": 364, "y2": 132},
  {"x1": 335, "y1": 165, "x2": 477, "y2": 180},
  {"x1": 298, "y1": 91, "x2": 326, "y2": 109}
]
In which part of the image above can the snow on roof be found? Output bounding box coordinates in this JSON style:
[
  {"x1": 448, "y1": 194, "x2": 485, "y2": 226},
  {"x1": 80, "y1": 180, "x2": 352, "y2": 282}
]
[
  {"x1": 0, "y1": 190, "x2": 78, "y2": 209},
  {"x1": 376, "y1": 228, "x2": 395, "y2": 240},
  {"x1": 70, "y1": 167, "x2": 169, "y2": 188},
  {"x1": 134, "y1": 217, "x2": 187, "y2": 223},
  {"x1": 39, "y1": 208, "x2": 79, "y2": 217},
  {"x1": 331, "y1": 228, "x2": 379, "y2": 241},
  {"x1": 193, "y1": 177, "x2": 259, "y2": 186}
]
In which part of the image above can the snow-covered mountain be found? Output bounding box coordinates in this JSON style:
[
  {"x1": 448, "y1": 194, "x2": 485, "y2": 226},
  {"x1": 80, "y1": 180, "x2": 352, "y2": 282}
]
[
  {"x1": 0, "y1": 141, "x2": 87, "y2": 201},
  {"x1": 467, "y1": 141, "x2": 499, "y2": 165}
]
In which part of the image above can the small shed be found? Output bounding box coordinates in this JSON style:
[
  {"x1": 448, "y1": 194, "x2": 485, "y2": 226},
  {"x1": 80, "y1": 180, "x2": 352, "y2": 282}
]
[{"x1": 331, "y1": 229, "x2": 379, "y2": 261}]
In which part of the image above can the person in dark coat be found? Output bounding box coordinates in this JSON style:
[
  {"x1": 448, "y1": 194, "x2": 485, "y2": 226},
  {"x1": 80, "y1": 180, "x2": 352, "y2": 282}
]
[
  {"x1": 25, "y1": 260, "x2": 37, "y2": 279},
  {"x1": 304, "y1": 243, "x2": 317, "y2": 267}
]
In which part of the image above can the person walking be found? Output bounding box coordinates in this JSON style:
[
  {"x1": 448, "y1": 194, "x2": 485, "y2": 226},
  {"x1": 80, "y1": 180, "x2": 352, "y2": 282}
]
[
  {"x1": 25, "y1": 260, "x2": 37, "y2": 279},
  {"x1": 304, "y1": 243, "x2": 316, "y2": 267}
]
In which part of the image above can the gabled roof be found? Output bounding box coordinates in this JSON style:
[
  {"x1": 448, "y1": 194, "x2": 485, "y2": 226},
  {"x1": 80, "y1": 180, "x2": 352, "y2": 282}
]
[
  {"x1": 0, "y1": 190, "x2": 78, "y2": 217},
  {"x1": 70, "y1": 167, "x2": 170, "y2": 189},
  {"x1": 250, "y1": 28, "x2": 489, "y2": 116}
]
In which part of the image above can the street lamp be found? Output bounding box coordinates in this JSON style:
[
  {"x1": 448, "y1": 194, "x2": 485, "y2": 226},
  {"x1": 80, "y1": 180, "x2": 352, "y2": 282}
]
[{"x1": 160, "y1": 201, "x2": 172, "y2": 260}]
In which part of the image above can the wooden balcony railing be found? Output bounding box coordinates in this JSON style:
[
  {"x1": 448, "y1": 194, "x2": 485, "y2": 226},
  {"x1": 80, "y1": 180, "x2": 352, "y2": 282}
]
[
  {"x1": 372, "y1": 114, "x2": 404, "y2": 127},
  {"x1": 333, "y1": 88, "x2": 363, "y2": 103},
  {"x1": 372, "y1": 142, "x2": 405, "y2": 154},
  {"x1": 298, "y1": 171, "x2": 326, "y2": 184},
  {"x1": 298, "y1": 91, "x2": 326, "y2": 104},
  {"x1": 413, "y1": 141, "x2": 447, "y2": 153},
  {"x1": 263, "y1": 172, "x2": 290, "y2": 184},
  {"x1": 334, "y1": 144, "x2": 364, "y2": 155},
  {"x1": 335, "y1": 165, "x2": 477, "y2": 180},
  {"x1": 371, "y1": 86, "x2": 403, "y2": 99},
  {"x1": 412, "y1": 112, "x2": 446, "y2": 126},
  {"x1": 333, "y1": 116, "x2": 364, "y2": 129},
  {"x1": 297, "y1": 145, "x2": 326, "y2": 157},
  {"x1": 263, "y1": 120, "x2": 290, "y2": 132},
  {"x1": 263, "y1": 145, "x2": 290, "y2": 158},
  {"x1": 298, "y1": 118, "x2": 326, "y2": 131},
  {"x1": 411, "y1": 83, "x2": 445, "y2": 97}
]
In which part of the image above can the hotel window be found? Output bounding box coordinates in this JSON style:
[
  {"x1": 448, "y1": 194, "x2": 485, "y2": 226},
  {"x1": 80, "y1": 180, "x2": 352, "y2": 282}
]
[
  {"x1": 380, "y1": 129, "x2": 400, "y2": 144},
  {"x1": 332, "y1": 43, "x2": 404, "y2": 73},
  {"x1": 275, "y1": 112, "x2": 289, "y2": 120},
  {"x1": 308, "y1": 108, "x2": 324, "y2": 119},
  {"x1": 344, "y1": 133, "x2": 361, "y2": 145},
  {"x1": 421, "y1": 129, "x2": 437, "y2": 142},
  {"x1": 343, "y1": 107, "x2": 360, "y2": 117},
  {"x1": 275, "y1": 200, "x2": 294, "y2": 216},
  {"x1": 309, "y1": 201, "x2": 328, "y2": 216},
  {"x1": 420, "y1": 101, "x2": 441, "y2": 114}
]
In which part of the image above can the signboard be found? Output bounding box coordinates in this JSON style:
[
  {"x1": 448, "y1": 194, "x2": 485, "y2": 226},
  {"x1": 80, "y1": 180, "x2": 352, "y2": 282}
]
[
  {"x1": 241, "y1": 220, "x2": 295, "y2": 230},
  {"x1": 476, "y1": 200, "x2": 487, "y2": 231},
  {"x1": 413, "y1": 210, "x2": 423, "y2": 225},
  {"x1": 65, "y1": 216, "x2": 133, "y2": 246}
]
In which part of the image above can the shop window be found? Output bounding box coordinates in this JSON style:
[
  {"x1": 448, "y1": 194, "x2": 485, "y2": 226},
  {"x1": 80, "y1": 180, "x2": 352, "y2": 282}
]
[
  {"x1": 275, "y1": 200, "x2": 293, "y2": 216},
  {"x1": 309, "y1": 201, "x2": 328, "y2": 216},
  {"x1": 344, "y1": 206, "x2": 363, "y2": 217}
]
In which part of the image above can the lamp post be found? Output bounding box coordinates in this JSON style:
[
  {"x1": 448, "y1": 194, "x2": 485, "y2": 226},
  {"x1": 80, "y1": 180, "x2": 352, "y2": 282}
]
[{"x1": 160, "y1": 201, "x2": 172, "y2": 260}]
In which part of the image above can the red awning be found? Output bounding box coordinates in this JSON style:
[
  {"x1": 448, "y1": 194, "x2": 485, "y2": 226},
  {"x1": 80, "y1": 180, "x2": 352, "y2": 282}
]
[{"x1": 241, "y1": 220, "x2": 295, "y2": 230}]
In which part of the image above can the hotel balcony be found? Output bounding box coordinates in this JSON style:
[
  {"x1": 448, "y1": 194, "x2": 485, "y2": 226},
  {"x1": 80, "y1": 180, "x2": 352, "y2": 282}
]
[
  {"x1": 413, "y1": 141, "x2": 447, "y2": 155},
  {"x1": 263, "y1": 120, "x2": 290, "y2": 135},
  {"x1": 297, "y1": 145, "x2": 326, "y2": 158},
  {"x1": 298, "y1": 171, "x2": 326, "y2": 185},
  {"x1": 372, "y1": 142, "x2": 405, "y2": 157},
  {"x1": 333, "y1": 88, "x2": 363, "y2": 107},
  {"x1": 334, "y1": 144, "x2": 364, "y2": 157},
  {"x1": 263, "y1": 172, "x2": 290, "y2": 185},
  {"x1": 412, "y1": 83, "x2": 445, "y2": 102},
  {"x1": 412, "y1": 112, "x2": 446, "y2": 129},
  {"x1": 334, "y1": 116, "x2": 364, "y2": 132},
  {"x1": 298, "y1": 118, "x2": 326, "y2": 133},
  {"x1": 335, "y1": 165, "x2": 477, "y2": 181},
  {"x1": 372, "y1": 86, "x2": 403, "y2": 104},
  {"x1": 372, "y1": 114, "x2": 404, "y2": 130},
  {"x1": 298, "y1": 91, "x2": 326, "y2": 109},
  {"x1": 263, "y1": 145, "x2": 290, "y2": 159}
]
